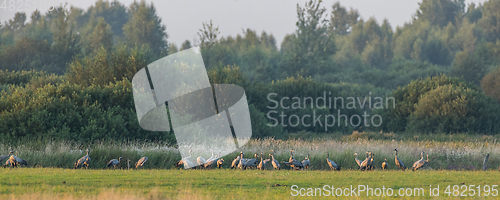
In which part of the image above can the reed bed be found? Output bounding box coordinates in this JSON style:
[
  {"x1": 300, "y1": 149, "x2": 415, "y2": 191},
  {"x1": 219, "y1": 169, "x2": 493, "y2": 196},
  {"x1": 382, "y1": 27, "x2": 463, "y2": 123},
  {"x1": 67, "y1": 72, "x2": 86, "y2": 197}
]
[{"x1": 2, "y1": 133, "x2": 500, "y2": 170}]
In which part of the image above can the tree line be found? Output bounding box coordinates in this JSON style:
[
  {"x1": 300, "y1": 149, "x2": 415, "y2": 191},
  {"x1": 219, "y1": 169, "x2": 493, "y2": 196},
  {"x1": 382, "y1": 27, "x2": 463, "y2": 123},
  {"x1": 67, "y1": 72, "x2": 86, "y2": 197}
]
[{"x1": 1, "y1": 0, "x2": 500, "y2": 144}]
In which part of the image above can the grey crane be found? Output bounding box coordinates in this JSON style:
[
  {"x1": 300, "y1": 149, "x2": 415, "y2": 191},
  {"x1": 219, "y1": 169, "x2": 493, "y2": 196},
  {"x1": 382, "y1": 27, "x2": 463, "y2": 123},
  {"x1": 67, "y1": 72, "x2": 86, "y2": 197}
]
[
  {"x1": 204, "y1": 158, "x2": 217, "y2": 169},
  {"x1": 282, "y1": 156, "x2": 303, "y2": 170},
  {"x1": 360, "y1": 152, "x2": 372, "y2": 171},
  {"x1": 269, "y1": 150, "x2": 280, "y2": 170},
  {"x1": 353, "y1": 153, "x2": 362, "y2": 167},
  {"x1": 204, "y1": 152, "x2": 222, "y2": 169},
  {"x1": 269, "y1": 154, "x2": 280, "y2": 170},
  {"x1": 184, "y1": 150, "x2": 195, "y2": 169},
  {"x1": 282, "y1": 160, "x2": 303, "y2": 170},
  {"x1": 413, "y1": 153, "x2": 428, "y2": 171},
  {"x1": 394, "y1": 149, "x2": 406, "y2": 171},
  {"x1": 238, "y1": 152, "x2": 247, "y2": 170},
  {"x1": 4, "y1": 157, "x2": 17, "y2": 168},
  {"x1": 74, "y1": 149, "x2": 91, "y2": 169},
  {"x1": 176, "y1": 150, "x2": 194, "y2": 169},
  {"x1": 412, "y1": 151, "x2": 424, "y2": 171},
  {"x1": 182, "y1": 158, "x2": 195, "y2": 169},
  {"x1": 175, "y1": 159, "x2": 185, "y2": 168},
  {"x1": 288, "y1": 150, "x2": 295, "y2": 162},
  {"x1": 369, "y1": 153, "x2": 375, "y2": 170},
  {"x1": 207, "y1": 151, "x2": 221, "y2": 164},
  {"x1": 198, "y1": 149, "x2": 215, "y2": 169},
  {"x1": 13, "y1": 151, "x2": 27, "y2": 166},
  {"x1": 244, "y1": 154, "x2": 260, "y2": 169},
  {"x1": 4, "y1": 152, "x2": 18, "y2": 168},
  {"x1": 197, "y1": 156, "x2": 206, "y2": 169},
  {"x1": 135, "y1": 156, "x2": 148, "y2": 169},
  {"x1": 326, "y1": 152, "x2": 340, "y2": 171},
  {"x1": 198, "y1": 149, "x2": 214, "y2": 169},
  {"x1": 107, "y1": 157, "x2": 122, "y2": 169},
  {"x1": 0, "y1": 151, "x2": 13, "y2": 163},
  {"x1": 176, "y1": 158, "x2": 195, "y2": 169},
  {"x1": 185, "y1": 150, "x2": 193, "y2": 160},
  {"x1": 285, "y1": 150, "x2": 303, "y2": 170},
  {"x1": 382, "y1": 159, "x2": 388, "y2": 170},
  {"x1": 217, "y1": 158, "x2": 224, "y2": 169},
  {"x1": 301, "y1": 154, "x2": 310, "y2": 170},
  {"x1": 257, "y1": 153, "x2": 266, "y2": 170},
  {"x1": 231, "y1": 152, "x2": 242, "y2": 169}
]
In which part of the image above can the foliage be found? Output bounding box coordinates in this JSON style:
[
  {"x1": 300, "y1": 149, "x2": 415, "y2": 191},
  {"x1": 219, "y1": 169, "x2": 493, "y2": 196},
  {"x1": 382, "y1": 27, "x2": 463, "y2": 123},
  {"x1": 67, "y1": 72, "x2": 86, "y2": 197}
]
[
  {"x1": 481, "y1": 66, "x2": 500, "y2": 102},
  {"x1": 1, "y1": 0, "x2": 500, "y2": 141},
  {"x1": 66, "y1": 45, "x2": 148, "y2": 86},
  {"x1": 198, "y1": 20, "x2": 220, "y2": 49},
  {"x1": 378, "y1": 75, "x2": 500, "y2": 133},
  {"x1": 0, "y1": 70, "x2": 49, "y2": 85},
  {"x1": 415, "y1": 0, "x2": 465, "y2": 27},
  {"x1": 122, "y1": 0, "x2": 168, "y2": 56},
  {"x1": 329, "y1": 2, "x2": 360, "y2": 35},
  {"x1": 279, "y1": 0, "x2": 336, "y2": 77},
  {"x1": 478, "y1": 0, "x2": 500, "y2": 42},
  {"x1": 0, "y1": 78, "x2": 176, "y2": 143}
]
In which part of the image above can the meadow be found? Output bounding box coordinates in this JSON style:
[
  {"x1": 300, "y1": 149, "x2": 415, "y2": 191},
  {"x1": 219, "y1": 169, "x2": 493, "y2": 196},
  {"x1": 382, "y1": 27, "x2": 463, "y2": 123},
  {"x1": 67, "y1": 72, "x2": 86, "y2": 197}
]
[
  {"x1": 2, "y1": 133, "x2": 500, "y2": 199},
  {"x1": 1, "y1": 168, "x2": 500, "y2": 199}
]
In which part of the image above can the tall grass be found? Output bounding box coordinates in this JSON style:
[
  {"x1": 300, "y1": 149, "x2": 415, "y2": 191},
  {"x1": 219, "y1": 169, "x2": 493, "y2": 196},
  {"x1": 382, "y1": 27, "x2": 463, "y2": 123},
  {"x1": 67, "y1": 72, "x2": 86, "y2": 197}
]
[{"x1": 1, "y1": 133, "x2": 500, "y2": 170}]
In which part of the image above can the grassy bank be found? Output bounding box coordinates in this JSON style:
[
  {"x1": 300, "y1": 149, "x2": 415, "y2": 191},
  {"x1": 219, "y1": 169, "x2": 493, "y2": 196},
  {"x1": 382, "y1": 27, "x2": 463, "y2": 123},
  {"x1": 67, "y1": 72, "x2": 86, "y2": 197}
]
[
  {"x1": 1, "y1": 168, "x2": 500, "y2": 199},
  {"x1": 2, "y1": 134, "x2": 500, "y2": 170}
]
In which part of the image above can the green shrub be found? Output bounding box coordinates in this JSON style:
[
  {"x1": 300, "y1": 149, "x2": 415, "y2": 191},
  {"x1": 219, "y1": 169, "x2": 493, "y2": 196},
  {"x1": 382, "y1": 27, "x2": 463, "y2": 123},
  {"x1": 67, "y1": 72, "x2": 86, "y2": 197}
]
[
  {"x1": 481, "y1": 66, "x2": 500, "y2": 102},
  {"x1": 0, "y1": 69, "x2": 48, "y2": 85},
  {"x1": 0, "y1": 79, "x2": 175, "y2": 144},
  {"x1": 378, "y1": 74, "x2": 500, "y2": 133},
  {"x1": 66, "y1": 45, "x2": 148, "y2": 87},
  {"x1": 407, "y1": 84, "x2": 500, "y2": 133}
]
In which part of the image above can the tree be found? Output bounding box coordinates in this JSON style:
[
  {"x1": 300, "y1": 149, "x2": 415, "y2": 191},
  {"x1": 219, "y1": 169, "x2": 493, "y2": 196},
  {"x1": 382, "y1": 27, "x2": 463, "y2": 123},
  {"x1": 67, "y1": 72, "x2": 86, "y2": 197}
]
[
  {"x1": 180, "y1": 40, "x2": 192, "y2": 50},
  {"x1": 465, "y1": 3, "x2": 482, "y2": 23},
  {"x1": 66, "y1": 45, "x2": 147, "y2": 86},
  {"x1": 451, "y1": 42, "x2": 498, "y2": 85},
  {"x1": 49, "y1": 5, "x2": 81, "y2": 74},
  {"x1": 25, "y1": 10, "x2": 52, "y2": 42},
  {"x1": 123, "y1": 0, "x2": 168, "y2": 55},
  {"x1": 415, "y1": 0, "x2": 465, "y2": 27},
  {"x1": 479, "y1": 0, "x2": 500, "y2": 42},
  {"x1": 169, "y1": 43, "x2": 178, "y2": 54},
  {"x1": 198, "y1": 20, "x2": 220, "y2": 49},
  {"x1": 329, "y1": 2, "x2": 359, "y2": 35},
  {"x1": 83, "y1": 17, "x2": 114, "y2": 53},
  {"x1": 8, "y1": 13, "x2": 27, "y2": 31},
  {"x1": 82, "y1": 0, "x2": 129, "y2": 37},
  {"x1": 481, "y1": 67, "x2": 500, "y2": 102},
  {"x1": 280, "y1": 0, "x2": 335, "y2": 77}
]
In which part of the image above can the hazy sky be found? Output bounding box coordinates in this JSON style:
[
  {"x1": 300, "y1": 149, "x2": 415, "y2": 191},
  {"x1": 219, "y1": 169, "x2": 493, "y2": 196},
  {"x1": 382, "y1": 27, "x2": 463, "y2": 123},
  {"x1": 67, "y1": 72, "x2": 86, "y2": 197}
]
[{"x1": 0, "y1": 0, "x2": 487, "y2": 46}]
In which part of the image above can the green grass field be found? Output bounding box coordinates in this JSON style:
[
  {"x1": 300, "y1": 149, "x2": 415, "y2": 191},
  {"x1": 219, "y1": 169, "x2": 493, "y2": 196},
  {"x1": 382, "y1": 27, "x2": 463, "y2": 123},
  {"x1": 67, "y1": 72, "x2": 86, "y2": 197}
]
[{"x1": 2, "y1": 168, "x2": 500, "y2": 199}]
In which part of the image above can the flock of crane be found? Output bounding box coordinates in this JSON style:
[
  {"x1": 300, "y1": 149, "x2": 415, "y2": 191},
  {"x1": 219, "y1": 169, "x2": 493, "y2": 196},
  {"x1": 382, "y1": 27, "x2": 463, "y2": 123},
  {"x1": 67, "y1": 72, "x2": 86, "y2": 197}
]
[
  {"x1": 1, "y1": 149, "x2": 148, "y2": 170},
  {"x1": 1, "y1": 148, "x2": 430, "y2": 171},
  {"x1": 174, "y1": 148, "x2": 429, "y2": 171}
]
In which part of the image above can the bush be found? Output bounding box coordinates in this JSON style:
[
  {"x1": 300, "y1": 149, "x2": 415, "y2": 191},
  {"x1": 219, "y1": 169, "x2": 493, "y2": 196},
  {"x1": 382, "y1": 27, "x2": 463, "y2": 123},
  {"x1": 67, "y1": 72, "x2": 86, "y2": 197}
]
[
  {"x1": 407, "y1": 84, "x2": 500, "y2": 133},
  {"x1": 0, "y1": 69, "x2": 48, "y2": 85},
  {"x1": 378, "y1": 74, "x2": 500, "y2": 133},
  {"x1": 481, "y1": 66, "x2": 500, "y2": 102},
  {"x1": 248, "y1": 76, "x2": 387, "y2": 133},
  {"x1": 0, "y1": 79, "x2": 175, "y2": 144},
  {"x1": 66, "y1": 45, "x2": 149, "y2": 86}
]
